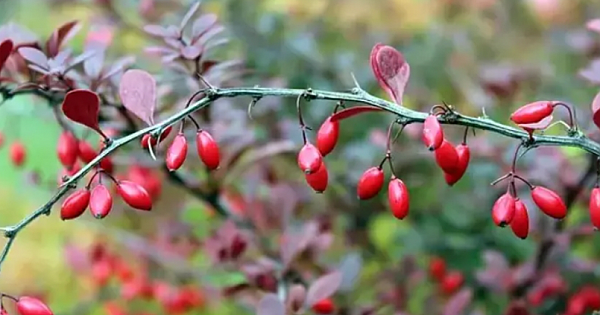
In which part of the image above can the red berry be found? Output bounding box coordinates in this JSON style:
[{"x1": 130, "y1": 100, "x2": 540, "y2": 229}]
[
  {"x1": 492, "y1": 193, "x2": 516, "y2": 227},
  {"x1": 316, "y1": 116, "x2": 339, "y2": 156},
  {"x1": 531, "y1": 186, "x2": 567, "y2": 219},
  {"x1": 117, "y1": 180, "x2": 153, "y2": 211},
  {"x1": 578, "y1": 286, "x2": 600, "y2": 310},
  {"x1": 10, "y1": 141, "x2": 26, "y2": 167},
  {"x1": 16, "y1": 296, "x2": 53, "y2": 315},
  {"x1": 78, "y1": 141, "x2": 97, "y2": 163},
  {"x1": 590, "y1": 188, "x2": 600, "y2": 229},
  {"x1": 357, "y1": 167, "x2": 384, "y2": 200},
  {"x1": 510, "y1": 101, "x2": 554, "y2": 125},
  {"x1": 196, "y1": 130, "x2": 220, "y2": 170},
  {"x1": 230, "y1": 234, "x2": 247, "y2": 259},
  {"x1": 429, "y1": 257, "x2": 446, "y2": 281},
  {"x1": 166, "y1": 133, "x2": 188, "y2": 171},
  {"x1": 422, "y1": 114, "x2": 443, "y2": 151},
  {"x1": 387, "y1": 177, "x2": 409, "y2": 219},
  {"x1": 56, "y1": 131, "x2": 79, "y2": 168},
  {"x1": 440, "y1": 271, "x2": 464, "y2": 295},
  {"x1": 565, "y1": 294, "x2": 587, "y2": 315},
  {"x1": 127, "y1": 165, "x2": 162, "y2": 200},
  {"x1": 510, "y1": 199, "x2": 529, "y2": 239},
  {"x1": 297, "y1": 143, "x2": 322, "y2": 174},
  {"x1": 57, "y1": 162, "x2": 81, "y2": 185},
  {"x1": 60, "y1": 189, "x2": 91, "y2": 220},
  {"x1": 312, "y1": 298, "x2": 335, "y2": 314},
  {"x1": 443, "y1": 143, "x2": 470, "y2": 186},
  {"x1": 90, "y1": 184, "x2": 112, "y2": 219},
  {"x1": 434, "y1": 139, "x2": 459, "y2": 174},
  {"x1": 305, "y1": 161, "x2": 328, "y2": 193},
  {"x1": 141, "y1": 125, "x2": 172, "y2": 148},
  {"x1": 99, "y1": 156, "x2": 114, "y2": 174}
]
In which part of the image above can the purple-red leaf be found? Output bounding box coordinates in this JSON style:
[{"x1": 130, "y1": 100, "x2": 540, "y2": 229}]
[
  {"x1": 329, "y1": 106, "x2": 382, "y2": 122},
  {"x1": 0, "y1": 39, "x2": 13, "y2": 71},
  {"x1": 517, "y1": 115, "x2": 553, "y2": 131},
  {"x1": 143, "y1": 25, "x2": 169, "y2": 37},
  {"x1": 257, "y1": 294, "x2": 285, "y2": 315},
  {"x1": 119, "y1": 69, "x2": 157, "y2": 125},
  {"x1": 62, "y1": 89, "x2": 104, "y2": 136},
  {"x1": 192, "y1": 14, "x2": 218, "y2": 42},
  {"x1": 442, "y1": 288, "x2": 472, "y2": 315},
  {"x1": 592, "y1": 91, "x2": 600, "y2": 130},
  {"x1": 370, "y1": 43, "x2": 410, "y2": 104},
  {"x1": 46, "y1": 20, "x2": 81, "y2": 57},
  {"x1": 305, "y1": 270, "x2": 342, "y2": 307},
  {"x1": 18, "y1": 47, "x2": 48, "y2": 69},
  {"x1": 180, "y1": 1, "x2": 201, "y2": 30}
]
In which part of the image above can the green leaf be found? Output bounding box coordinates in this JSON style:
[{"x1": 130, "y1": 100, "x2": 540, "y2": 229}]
[{"x1": 203, "y1": 269, "x2": 247, "y2": 288}]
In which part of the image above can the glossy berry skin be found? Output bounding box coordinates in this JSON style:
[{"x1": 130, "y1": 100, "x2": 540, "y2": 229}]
[
  {"x1": 56, "y1": 131, "x2": 79, "y2": 168},
  {"x1": 531, "y1": 186, "x2": 567, "y2": 219},
  {"x1": 196, "y1": 131, "x2": 220, "y2": 170},
  {"x1": 357, "y1": 167, "x2": 384, "y2": 200},
  {"x1": 117, "y1": 180, "x2": 153, "y2": 211},
  {"x1": 388, "y1": 177, "x2": 409, "y2": 219},
  {"x1": 141, "y1": 125, "x2": 172, "y2": 148},
  {"x1": 434, "y1": 140, "x2": 459, "y2": 174},
  {"x1": 78, "y1": 141, "x2": 97, "y2": 163},
  {"x1": 440, "y1": 271, "x2": 464, "y2": 295},
  {"x1": 443, "y1": 143, "x2": 470, "y2": 186},
  {"x1": 10, "y1": 141, "x2": 26, "y2": 167},
  {"x1": 305, "y1": 161, "x2": 328, "y2": 193},
  {"x1": 90, "y1": 184, "x2": 113, "y2": 219},
  {"x1": 510, "y1": 199, "x2": 529, "y2": 239},
  {"x1": 510, "y1": 101, "x2": 554, "y2": 124},
  {"x1": 312, "y1": 298, "x2": 335, "y2": 314},
  {"x1": 297, "y1": 143, "x2": 322, "y2": 174},
  {"x1": 590, "y1": 188, "x2": 600, "y2": 229},
  {"x1": 429, "y1": 257, "x2": 446, "y2": 281},
  {"x1": 422, "y1": 114, "x2": 444, "y2": 151},
  {"x1": 492, "y1": 193, "x2": 516, "y2": 227},
  {"x1": 60, "y1": 189, "x2": 91, "y2": 220},
  {"x1": 165, "y1": 133, "x2": 188, "y2": 171},
  {"x1": 316, "y1": 116, "x2": 339, "y2": 156},
  {"x1": 17, "y1": 296, "x2": 54, "y2": 315}
]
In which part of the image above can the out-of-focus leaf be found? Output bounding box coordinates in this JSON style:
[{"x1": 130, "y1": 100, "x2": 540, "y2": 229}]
[
  {"x1": 443, "y1": 288, "x2": 472, "y2": 315},
  {"x1": 257, "y1": 294, "x2": 285, "y2": 315},
  {"x1": 305, "y1": 270, "x2": 342, "y2": 307},
  {"x1": 192, "y1": 14, "x2": 218, "y2": 41},
  {"x1": 203, "y1": 269, "x2": 246, "y2": 288},
  {"x1": 337, "y1": 251, "x2": 362, "y2": 292},
  {"x1": 180, "y1": 1, "x2": 201, "y2": 30},
  {"x1": 18, "y1": 47, "x2": 48, "y2": 68}
]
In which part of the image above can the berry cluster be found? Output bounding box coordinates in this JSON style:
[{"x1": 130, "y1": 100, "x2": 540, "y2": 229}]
[{"x1": 428, "y1": 257, "x2": 465, "y2": 296}]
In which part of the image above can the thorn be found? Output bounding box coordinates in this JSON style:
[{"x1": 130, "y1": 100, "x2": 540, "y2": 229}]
[
  {"x1": 350, "y1": 72, "x2": 362, "y2": 90},
  {"x1": 148, "y1": 140, "x2": 157, "y2": 161}
]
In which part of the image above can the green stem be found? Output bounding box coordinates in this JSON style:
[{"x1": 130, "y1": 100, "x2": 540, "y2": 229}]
[{"x1": 0, "y1": 85, "x2": 598, "y2": 273}]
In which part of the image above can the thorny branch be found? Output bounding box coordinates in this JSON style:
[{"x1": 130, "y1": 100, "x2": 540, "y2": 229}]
[{"x1": 0, "y1": 84, "x2": 599, "y2": 277}]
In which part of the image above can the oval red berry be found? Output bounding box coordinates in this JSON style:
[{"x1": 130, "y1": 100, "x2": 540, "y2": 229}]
[
  {"x1": 61, "y1": 189, "x2": 91, "y2": 220},
  {"x1": 434, "y1": 139, "x2": 459, "y2": 174},
  {"x1": 357, "y1": 167, "x2": 384, "y2": 200},
  {"x1": 165, "y1": 133, "x2": 188, "y2": 171},
  {"x1": 492, "y1": 193, "x2": 516, "y2": 227},
  {"x1": 510, "y1": 199, "x2": 529, "y2": 239},
  {"x1": 297, "y1": 143, "x2": 322, "y2": 174},
  {"x1": 10, "y1": 141, "x2": 26, "y2": 167},
  {"x1": 422, "y1": 114, "x2": 443, "y2": 151},
  {"x1": 531, "y1": 186, "x2": 567, "y2": 219},
  {"x1": 388, "y1": 177, "x2": 409, "y2": 220},
  {"x1": 510, "y1": 101, "x2": 554, "y2": 125},
  {"x1": 196, "y1": 130, "x2": 220, "y2": 170},
  {"x1": 316, "y1": 116, "x2": 339, "y2": 157},
  {"x1": 56, "y1": 131, "x2": 79, "y2": 168},
  {"x1": 90, "y1": 184, "x2": 113, "y2": 219},
  {"x1": 305, "y1": 161, "x2": 328, "y2": 193},
  {"x1": 16, "y1": 296, "x2": 54, "y2": 315},
  {"x1": 117, "y1": 180, "x2": 153, "y2": 211}
]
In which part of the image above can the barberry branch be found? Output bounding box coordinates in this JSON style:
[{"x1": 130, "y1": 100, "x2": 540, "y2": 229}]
[{"x1": 1, "y1": 85, "x2": 599, "y2": 274}]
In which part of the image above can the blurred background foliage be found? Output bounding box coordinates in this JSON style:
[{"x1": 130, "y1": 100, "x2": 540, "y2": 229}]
[{"x1": 2, "y1": 0, "x2": 600, "y2": 314}]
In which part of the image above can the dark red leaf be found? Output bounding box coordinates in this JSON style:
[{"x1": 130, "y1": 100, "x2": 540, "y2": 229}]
[
  {"x1": 201, "y1": 60, "x2": 218, "y2": 73},
  {"x1": 0, "y1": 39, "x2": 13, "y2": 71},
  {"x1": 592, "y1": 91, "x2": 600, "y2": 130},
  {"x1": 257, "y1": 294, "x2": 285, "y2": 315},
  {"x1": 329, "y1": 106, "x2": 382, "y2": 122},
  {"x1": 46, "y1": 20, "x2": 81, "y2": 57},
  {"x1": 370, "y1": 43, "x2": 410, "y2": 104},
  {"x1": 180, "y1": 1, "x2": 201, "y2": 30},
  {"x1": 18, "y1": 47, "x2": 48, "y2": 69},
  {"x1": 442, "y1": 288, "x2": 472, "y2": 315},
  {"x1": 61, "y1": 89, "x2": 104, "y2": 136},
  {"x1": 305, "y1": 271, "x2": 342, "y2": 307},
  {"x1": 119, "y1": 69, "x2": 157, "y2": 125}
]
